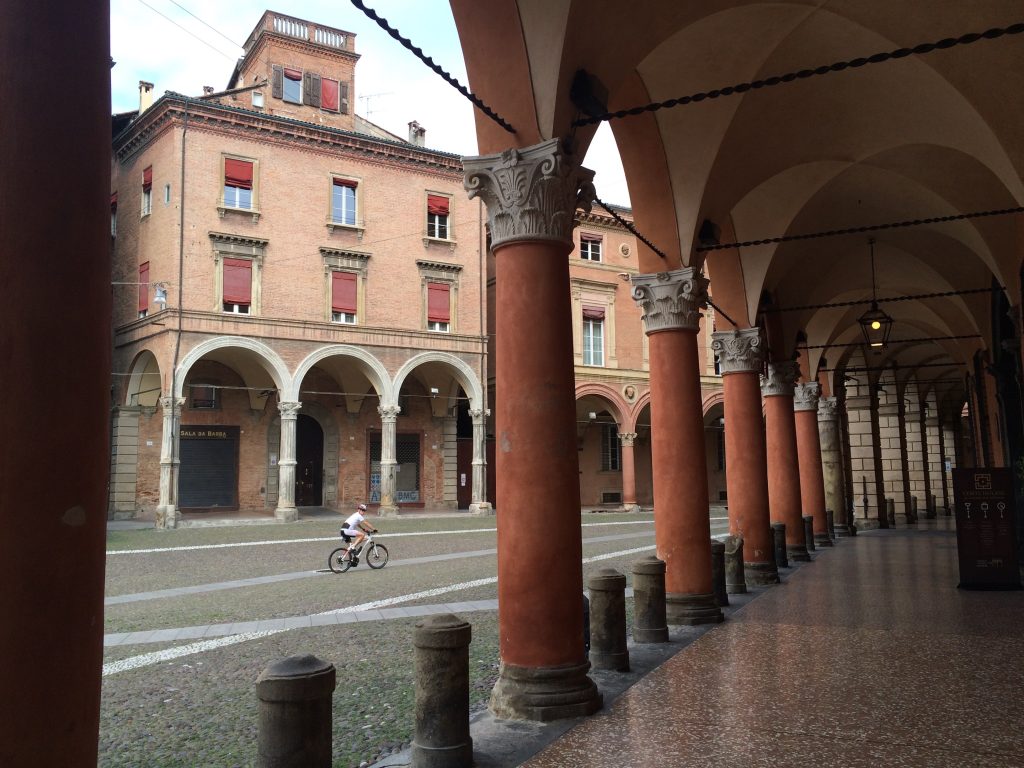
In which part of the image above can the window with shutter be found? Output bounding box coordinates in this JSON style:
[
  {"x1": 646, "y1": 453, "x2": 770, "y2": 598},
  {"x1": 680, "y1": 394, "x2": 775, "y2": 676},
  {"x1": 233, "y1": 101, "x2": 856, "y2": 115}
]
[
  {"x1": 271, "y1": 65, "x2": 283, "y2": 99},
  {"x1": 331, "y1": 177, "x2": 357, "y2": 226},
  {"x1": 427, "y1": 282, "x2": 451, "y2": 332},
  {"x1": 138, "y1": 262, "x2": 149, "y2": 318},
  {"x1": 141, "y1": 166, "x2": 153, "y2": 216},
  {"x1": 321, "y1": 78, "x2": 339, "y2": 112},
  {"x1": 282, "y1": 67, "x2": 302, "y2": 103},
  {"x1": 580, "y1": 233, "x2": 603, "y2": 261},
  {"x1": 223, "y1": 158, "x2": 254, "y2": 210},
  {"x1": 426, "y1": 194, "x2": 450, "y2": 239},
  {"x1": 222, "y1": 258, "x2": 252, "y2": 313},
  {"x1": 331, "y1": 271, "x2": 357, "y2": 324},
  {"x1": 340, "y1": 82, "x2": 349, "y2": 114},
  {"x1": 303, "y1": 72, "x2": 321, "y2": 107}
]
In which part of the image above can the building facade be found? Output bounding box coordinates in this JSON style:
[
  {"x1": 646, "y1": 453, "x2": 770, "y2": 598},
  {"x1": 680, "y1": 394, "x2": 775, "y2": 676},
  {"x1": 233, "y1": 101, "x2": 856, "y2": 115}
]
[{"x1": 109, "y1": 12, "x2": 490, "y2": 525}]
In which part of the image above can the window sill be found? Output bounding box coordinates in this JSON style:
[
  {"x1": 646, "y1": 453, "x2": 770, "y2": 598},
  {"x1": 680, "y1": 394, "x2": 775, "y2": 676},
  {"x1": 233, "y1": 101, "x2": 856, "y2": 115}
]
[
  {"x1": 218, "y1": 205, "x2": 260, "y2": 224},
  {"x1": 326, "y1": 221, "x2": 365, "y2": 239},
  {"x1": 422, "y1": 235, "x2": 456, "y2": 251}
]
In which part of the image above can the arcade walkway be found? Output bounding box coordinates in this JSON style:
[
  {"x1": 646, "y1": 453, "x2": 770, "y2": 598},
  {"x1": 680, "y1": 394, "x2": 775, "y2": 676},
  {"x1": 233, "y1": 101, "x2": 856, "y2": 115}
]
[{"x1": 525, "y1": 519, "x2": 1024, "y2": 768}]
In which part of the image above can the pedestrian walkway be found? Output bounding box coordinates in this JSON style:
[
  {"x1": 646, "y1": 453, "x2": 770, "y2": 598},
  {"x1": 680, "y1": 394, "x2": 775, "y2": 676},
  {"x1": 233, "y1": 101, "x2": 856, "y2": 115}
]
[{"x1": 515, "y1": 518, "x2": 1024, "y2": 767}]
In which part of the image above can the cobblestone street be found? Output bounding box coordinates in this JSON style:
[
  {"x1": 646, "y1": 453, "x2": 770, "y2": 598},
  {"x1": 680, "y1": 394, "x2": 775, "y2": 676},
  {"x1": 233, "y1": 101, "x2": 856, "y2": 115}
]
[{"x1": 100, "y1": 512, "x2": 713, "y2": 767}]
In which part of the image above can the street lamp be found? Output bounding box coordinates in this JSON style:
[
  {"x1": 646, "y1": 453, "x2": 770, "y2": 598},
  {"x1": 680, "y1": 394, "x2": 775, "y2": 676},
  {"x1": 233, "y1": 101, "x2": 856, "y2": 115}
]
[{"x1": 857, "y1": 238, "x2": 893, "y2": 348}]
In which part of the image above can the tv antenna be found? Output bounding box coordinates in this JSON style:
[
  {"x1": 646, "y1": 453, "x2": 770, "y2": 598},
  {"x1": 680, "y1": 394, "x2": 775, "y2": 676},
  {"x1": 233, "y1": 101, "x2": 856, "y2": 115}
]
[{"x1": 358, "y1": 91, "x2": 393, "y2": 119}]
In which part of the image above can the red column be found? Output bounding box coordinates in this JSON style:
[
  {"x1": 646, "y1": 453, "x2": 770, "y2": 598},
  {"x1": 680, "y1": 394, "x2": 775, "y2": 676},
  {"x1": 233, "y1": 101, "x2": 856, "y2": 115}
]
[
  {"x1": 464, "y1": 139, "x2": 601, "y2": 721},
  {"x1": 795, "y1": 383, "x2": 832, "y2": 546},
  {"x1": 633, "y1": 269, "x2": 722, "y2": 624},
  {"x1": 620, "y1": 432, "x2": 639, "y2": 512},
  {"x1": 763, "y1": 363, "x2": 810, "y2": 561},
  {"x1": 0, "y1": 0, "x2": 111, "y2": 763},
  {"x1": 711, "y1": 329, "x2": 779, "y2": 584}
]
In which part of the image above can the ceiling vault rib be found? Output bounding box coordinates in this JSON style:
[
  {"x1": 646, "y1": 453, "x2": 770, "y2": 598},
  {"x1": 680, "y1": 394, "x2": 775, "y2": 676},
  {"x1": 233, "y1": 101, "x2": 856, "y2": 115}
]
[
  {"x1": 763, "y1": 286, "x2": 1003, "y2": 314},
  {"x1": 573, "y1": 22, "x2": 1024, "y2": 128}
]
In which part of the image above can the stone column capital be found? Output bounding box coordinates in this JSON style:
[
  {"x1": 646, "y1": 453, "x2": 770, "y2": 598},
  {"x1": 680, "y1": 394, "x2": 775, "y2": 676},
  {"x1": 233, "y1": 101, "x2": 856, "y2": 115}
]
[
  {"x1": 277, "y1": 401, "x2": 302, "y2": 419},
  {"x1": 711, "y1": 328, "x2": 764, "y2": 374},
  {"x1": 159, "y1": 396, "x2": 185, "y2": 416},
  {"x1": 817, "y1": 396, "x2": 839, "y2": 422},
  {"x1": 619, "y1": 432, "x2": 638, "y2": 447},
  {"x1": 469, "y1": 408, "x2": 491, "y2": 421},
  {"x1": 631, "y1": 267, "x2": 709, "y2": 333},
  {"x1": 793, "y1": 382, "x2": 821, "y2": 412},
  {"x1": 463, "y1": 138, "x2": 595, "y2": 250},
  {"x1": 760, "y1": 361, "x2": 799, "y2": 397},
  {"x1": 378, "y1": 404, "x2": 401, "y2": 423}
]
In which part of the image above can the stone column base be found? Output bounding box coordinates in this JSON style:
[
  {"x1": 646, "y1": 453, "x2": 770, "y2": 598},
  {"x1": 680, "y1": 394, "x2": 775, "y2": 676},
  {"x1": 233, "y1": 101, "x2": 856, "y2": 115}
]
[
  {"x1": 469, "y1": 502, "x2": 494, "y2": 516},
  {"x1": 895, "y1": 513, "x2": 909, "y2": 527},
  {"x1": 274, "y1": 506, "x2": 298, "y2": 523},
  {"x1": 489, "y1": 660, "x2": 602, "y2": 722},
  {"x1": 744, "y1": 561, "x2": 781, "y2": 586},
  {"x1": 376, "y1": 504, "x2": 400, "y2": 518},
  {"x1": 620, "y1": 503, "x2": 641, "y2": 514},
  {"x1": 856, "y1": 518, "x2": 881, "y2": 531},
  {"x1": 833, "y1": 524, "x2": 853, "y2": 537},
  {"x1": 666, "y1": 592, "x2": 723, "y2": 625},
  {"x1": 787, "y1": 546, "x2": 811, "y2": 562},
  {"x1": 155, "y1": 505, "x2": 180, "y2": 529},
  {"x1": 814, "y1": 533, "x2": 834, "y2": 547}
]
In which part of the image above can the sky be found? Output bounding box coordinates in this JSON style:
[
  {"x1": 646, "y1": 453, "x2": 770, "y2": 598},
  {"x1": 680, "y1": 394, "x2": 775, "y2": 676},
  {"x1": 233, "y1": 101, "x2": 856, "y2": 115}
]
[{"x1": 110, "y1": 0, "x2": 631, "y2": 206}]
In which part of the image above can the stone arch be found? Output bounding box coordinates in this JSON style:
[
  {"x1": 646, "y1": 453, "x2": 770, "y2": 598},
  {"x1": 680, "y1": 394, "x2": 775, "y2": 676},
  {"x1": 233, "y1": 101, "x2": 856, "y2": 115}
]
[
  {"x1": 391, "y1": 352, "x2": 483, "y2": 411},
  {"x1": 702, "y1": 390, "x2": 724, "y2": 417},
  {"x1": 289, "y1": 345, "x2": 392, "y2": 406},
  {"x1": 174, "y1": 336, "x2": 290, "y2": 406},
  {"x1": 574, "y1": 382, "x2": 628, "y2": 427},
  {"x1": 124, "y1": 348, "x2": 162, "y2": 407}
]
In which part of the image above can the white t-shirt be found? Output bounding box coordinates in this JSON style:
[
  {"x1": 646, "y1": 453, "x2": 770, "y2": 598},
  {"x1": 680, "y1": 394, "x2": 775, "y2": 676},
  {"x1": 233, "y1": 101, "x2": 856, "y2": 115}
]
[{"x1": 343, "y1": 511, "x2": 365, "y2": 530}]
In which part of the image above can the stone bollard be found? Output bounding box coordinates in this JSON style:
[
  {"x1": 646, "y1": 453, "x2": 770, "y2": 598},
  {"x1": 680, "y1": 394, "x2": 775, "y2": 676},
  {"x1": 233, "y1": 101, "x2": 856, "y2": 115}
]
[
  {"x1": 886, "y1": 497, "x2": 896, "y2": 525},
  {"x1": 826, "y1": 509, "x2": 835, "y2": 541},
  {"x1": 412, "y1": 614, "x2": 473, "y2": 768},
  {"x1": 632, "y1": 556, "x2": 669, "y2": 643},
  {"x1": 710, "y1": 539, "x2": 728, "y2": 607},
  {"x1": 910, "y1": 496, "x2": 919, "y2": 523},
  {"x1": 803, "y1": 516, "x2": 816, "y2": 552},
  {"x1": 723, "y1": 535, "x2": 747, "y2": 595},
  {"x1": 772, "y1": 523, "x2": 789, "y2": 568},
  {"x1": 256, "y1": 655, "x2": 336, "y2": 768},
  {"x1": 588, "y1": 568, "x2": 629, "y2": 671}
]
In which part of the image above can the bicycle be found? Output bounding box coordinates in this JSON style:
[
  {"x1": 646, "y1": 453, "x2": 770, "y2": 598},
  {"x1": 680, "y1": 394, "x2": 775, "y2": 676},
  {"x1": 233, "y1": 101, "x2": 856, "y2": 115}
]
[{"x1": 328, "y1": 531, "x2": 389, "y2": 573}]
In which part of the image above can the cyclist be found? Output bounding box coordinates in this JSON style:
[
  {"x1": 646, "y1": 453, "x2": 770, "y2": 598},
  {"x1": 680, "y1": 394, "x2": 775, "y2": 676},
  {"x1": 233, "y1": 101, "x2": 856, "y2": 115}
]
[{"x1": 340, "y1": 503, "x2": 377, "y2": 561}]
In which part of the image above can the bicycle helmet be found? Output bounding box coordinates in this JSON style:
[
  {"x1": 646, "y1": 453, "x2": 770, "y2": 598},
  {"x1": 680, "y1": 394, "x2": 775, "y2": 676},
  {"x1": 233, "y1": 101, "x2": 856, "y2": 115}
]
[{"x1": 358, "y1": 503, "x2": 367, "y2": 511}]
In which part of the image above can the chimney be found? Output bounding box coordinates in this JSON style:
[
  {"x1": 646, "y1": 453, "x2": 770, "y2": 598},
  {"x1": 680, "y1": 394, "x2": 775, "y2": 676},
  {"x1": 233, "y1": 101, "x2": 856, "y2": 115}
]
[
  {"x1": 202, "y1": 85, "x2": 215, "y2": 96},
  {"x1": 138, "y1": 81, "x2": 155, "y2": 113},
  {"x1": 408, "y1": 120, "x2": 426, "y2": 147}
]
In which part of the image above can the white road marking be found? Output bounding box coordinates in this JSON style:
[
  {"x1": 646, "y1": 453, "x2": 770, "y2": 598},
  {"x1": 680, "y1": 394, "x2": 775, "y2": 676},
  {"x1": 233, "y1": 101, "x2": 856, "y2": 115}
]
[
  {"x1": 106, "y1": 519, "x2": 663, "y2": 556},
  {"x1": 102, "y1": 542, "x2": 663, "y2": 675}
]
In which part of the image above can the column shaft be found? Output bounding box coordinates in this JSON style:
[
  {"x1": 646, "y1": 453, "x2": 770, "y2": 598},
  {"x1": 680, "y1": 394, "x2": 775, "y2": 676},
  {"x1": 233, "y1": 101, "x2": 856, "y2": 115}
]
[
  {"x1": 764, "y1": 365, "x2": 808, "y2": 560},
  {"x1": 157, "y1": 396, "x2": 184, "y2": 529},
  {"x1": 723, "y1": 372, "x2": 777, "y2": 580},
  {"x1": 794, "y1": 383, "x2": 830, "y2": 546},
  {"x1": 275, "y1": 402, "x2": 301, "y2": 522},
  {"x1": 619, "y1": 433, "x2": 638, "y2": 512},
  {"x1": 378, "y1": 406, "x2": 400, "y2": 516},
  {"x1": 469, "y1": 409, "x2": 491, "y2": 513},
  {"x1": 818, "y1": 398, "x2": 850, "y2": 535}
]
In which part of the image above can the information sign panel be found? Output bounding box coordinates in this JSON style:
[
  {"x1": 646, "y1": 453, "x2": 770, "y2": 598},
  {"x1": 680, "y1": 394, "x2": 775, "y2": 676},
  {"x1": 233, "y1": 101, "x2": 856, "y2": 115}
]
[{"x1": 952, "y1": 468, "x2": 1021, "y2": 590}]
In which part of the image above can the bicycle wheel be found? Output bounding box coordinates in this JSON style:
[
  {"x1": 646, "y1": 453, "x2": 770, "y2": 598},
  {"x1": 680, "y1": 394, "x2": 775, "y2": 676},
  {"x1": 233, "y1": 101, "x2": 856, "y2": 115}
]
[
  {"x1": 366, "y1": 543, "x2": 389, "y2": 569},
  {"x1": 328, "y1": 547, "x2": 352, "y2": 574}
]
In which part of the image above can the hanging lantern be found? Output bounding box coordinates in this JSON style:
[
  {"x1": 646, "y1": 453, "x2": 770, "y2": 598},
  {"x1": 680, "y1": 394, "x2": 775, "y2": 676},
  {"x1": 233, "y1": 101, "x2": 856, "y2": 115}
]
[{"x1": 857, "y1": 238, "x2": 893, "y2": 348}]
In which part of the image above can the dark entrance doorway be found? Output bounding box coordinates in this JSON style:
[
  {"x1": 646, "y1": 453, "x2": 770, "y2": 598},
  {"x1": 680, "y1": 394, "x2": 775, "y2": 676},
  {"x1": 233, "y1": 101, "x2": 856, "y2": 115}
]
[
  {"x1": 295, "y1": 414, "x2": 323, "y2": 507},
  {"x1": 179, "y1": 425, "x2": 239, "y2": 510},
  {"x1": 456, "y1": 399, "x2": 472, "y2": 509}
]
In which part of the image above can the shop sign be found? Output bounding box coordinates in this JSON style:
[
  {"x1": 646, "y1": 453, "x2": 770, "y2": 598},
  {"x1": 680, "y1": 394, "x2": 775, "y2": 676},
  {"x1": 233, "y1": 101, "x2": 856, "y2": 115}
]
[
  {"x1": 952, "y1": 468, "x2": 1021, "y2": 590},
  {"x1": 179, "y1": 426, "x2": 238, "y2": 440}
]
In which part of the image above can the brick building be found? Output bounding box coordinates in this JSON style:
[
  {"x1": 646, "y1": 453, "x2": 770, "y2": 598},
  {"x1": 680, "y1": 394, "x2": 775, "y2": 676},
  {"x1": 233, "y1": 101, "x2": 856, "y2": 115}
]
[{"x1": 109, "y1": 11, "x2": 490, "y2": 526}]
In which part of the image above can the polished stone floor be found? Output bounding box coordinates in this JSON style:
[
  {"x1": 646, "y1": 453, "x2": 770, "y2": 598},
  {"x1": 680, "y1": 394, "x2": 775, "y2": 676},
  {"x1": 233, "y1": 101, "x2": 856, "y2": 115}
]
[{"x1": 524, "y1": 518, "x2": 1024, "y2": 767}]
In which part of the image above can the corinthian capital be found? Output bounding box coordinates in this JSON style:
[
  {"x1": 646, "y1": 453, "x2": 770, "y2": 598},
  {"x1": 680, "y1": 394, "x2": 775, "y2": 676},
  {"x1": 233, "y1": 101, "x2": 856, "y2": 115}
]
[
  {"x1": 711, "y1": 328, "x2": 764, "y2": 374},
  {"x1": 760, "y1": 361, "x2": 799, "y2": 397},
  {"x1": 463, "y1": 138, "x2": 595, "y2": 250},
  {"x1": 631, "y1": 268, "x2": 708, "y2": 333},
  {"x1": 817, "y1": 396, "x2": 839, "y2": 422},
  {"x1": 278, "y1": 401, "x2": 302, "y2": 419},
  {"x1": 159, "y1": 396, "x2": 185, "y2": 416},
  {"x1": 793, "y1": 382, "x2": 821, "y2": 412},
  {"x1": 378, "y1": 404, "x2": 401, "y2": 422}
]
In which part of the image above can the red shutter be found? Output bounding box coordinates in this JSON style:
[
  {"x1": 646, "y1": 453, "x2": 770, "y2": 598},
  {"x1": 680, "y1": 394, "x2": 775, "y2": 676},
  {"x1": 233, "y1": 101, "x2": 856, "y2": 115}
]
[
  {"x1": 224, "y1": 159, "x2": 253, "y2": 190},
  {"x1": 427, "y1": 195, "x2": 449, "y2": 216},
  {"x1": 110, "y1": 192, "x2": 118, "y2": 210},
  {"x1": 138, "y1": 262, "x2": 149, "y2": 312},
  {"x1": 223, "y1": 258, "x2": 252, "y2": 304},
  {"x1": 580, "y1": 232, "x2": 602, "y2": 242},
  {"x1": 582, "y1": 305, "x2": 605, "y2": 320},
  {"x1": 321, "y1": 78, "x2": 339, "y2": 111},
  {"x1": 427, "y1": 282, "x2": 450, "y2": 322},
  {"x1": 332, "y1": 272, "x2": 357, "y2": 313},
  {"x1": 283, "y1": 67, "x2": 302, "y2": 81},
  {"x1": 142, "y1": 166, "x2": 153, "y2": 192},
  {"x1": 333, "y1": 177, "x2": 358, "y2": 189}
]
